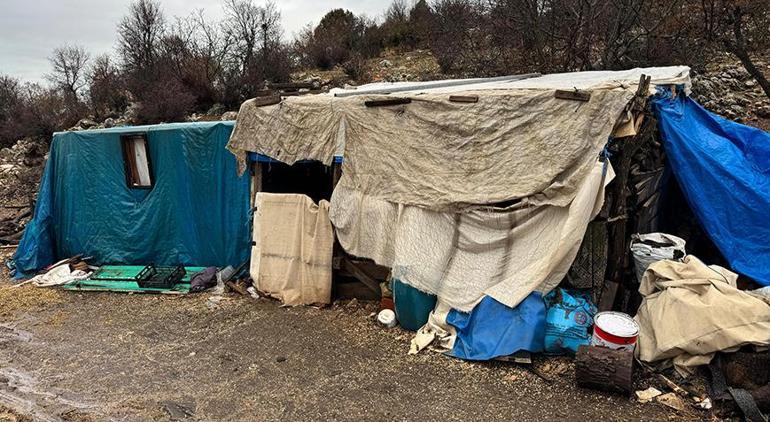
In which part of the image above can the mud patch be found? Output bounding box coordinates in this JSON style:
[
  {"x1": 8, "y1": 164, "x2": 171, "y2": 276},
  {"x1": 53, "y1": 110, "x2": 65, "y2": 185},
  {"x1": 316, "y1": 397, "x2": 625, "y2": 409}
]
[
  {"x1": 0, "y1": 367, "x2": 99, "y2": 422},
  {"x1": 0, "y1": 324, "x2": 32, "y2": 346}
]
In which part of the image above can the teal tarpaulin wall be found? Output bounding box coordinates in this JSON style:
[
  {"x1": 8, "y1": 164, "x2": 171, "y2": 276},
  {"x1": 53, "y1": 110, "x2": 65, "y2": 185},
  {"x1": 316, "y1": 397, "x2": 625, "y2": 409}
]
[{"x1": 13, "y1": 121, "x2": 250, "y2": 276}]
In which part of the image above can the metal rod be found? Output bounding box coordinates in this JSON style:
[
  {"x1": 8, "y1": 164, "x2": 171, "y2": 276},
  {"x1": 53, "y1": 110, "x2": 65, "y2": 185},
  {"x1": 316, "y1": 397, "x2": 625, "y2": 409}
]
[{"x1": 333, "y1": 73, "x2": 542, "y2": 98}]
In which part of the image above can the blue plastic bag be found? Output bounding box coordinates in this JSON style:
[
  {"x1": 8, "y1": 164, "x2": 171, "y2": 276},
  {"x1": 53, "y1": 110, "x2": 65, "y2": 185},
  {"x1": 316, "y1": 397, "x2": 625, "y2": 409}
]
[{"x1": 543, "y1": 288, "x2": 597, "y2": 354}]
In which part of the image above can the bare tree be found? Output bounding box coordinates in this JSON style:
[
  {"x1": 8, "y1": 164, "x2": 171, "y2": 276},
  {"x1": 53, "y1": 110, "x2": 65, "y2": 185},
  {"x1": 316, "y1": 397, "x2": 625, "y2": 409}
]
[
  {"x1": 118, "y1": 0, "x2": 166, "y2": 73},
  {"x1": 88, "y1": 55, "x2": 127, "y2": 120},
  {"x1": 46, "y1": 45, "x2": 90, "y2": 98},
  {"x1": 222, "y1": 0, "x2": 290, "y2": 98}
]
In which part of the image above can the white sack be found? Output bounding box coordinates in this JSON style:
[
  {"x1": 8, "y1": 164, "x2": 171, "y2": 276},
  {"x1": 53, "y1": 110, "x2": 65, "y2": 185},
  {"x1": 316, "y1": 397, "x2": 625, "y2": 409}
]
[{"x1": 630, "y1": 233, "x2": 686, "y2": 282}]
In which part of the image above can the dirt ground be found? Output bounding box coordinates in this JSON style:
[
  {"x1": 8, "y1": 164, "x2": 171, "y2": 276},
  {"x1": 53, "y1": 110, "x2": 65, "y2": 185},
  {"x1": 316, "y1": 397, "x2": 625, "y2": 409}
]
[{"x1": 0, "y1": 251, "x2": 709, "y2": 422}]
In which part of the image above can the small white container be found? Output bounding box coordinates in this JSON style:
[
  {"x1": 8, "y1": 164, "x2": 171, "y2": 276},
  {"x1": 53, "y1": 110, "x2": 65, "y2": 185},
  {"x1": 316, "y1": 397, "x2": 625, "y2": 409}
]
[{"x1": 377, "y1": 309, "x2": 397, "y2": 328}]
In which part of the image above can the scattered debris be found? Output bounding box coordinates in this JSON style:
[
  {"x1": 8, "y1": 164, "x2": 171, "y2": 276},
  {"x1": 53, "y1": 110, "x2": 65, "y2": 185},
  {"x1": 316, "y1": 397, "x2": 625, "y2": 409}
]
[
  {"x1": 207, "y1": 295, "x2": 223, "y2": 310},
  {"x1": 635, "y1": 387, "x2": 663, "y2": 403},
  {"x1": 246, "y1": 286, "x2": 260, "y2": 299},
  {"x1": 656, "y1": 392, "x2": 686, "y2": 412}
]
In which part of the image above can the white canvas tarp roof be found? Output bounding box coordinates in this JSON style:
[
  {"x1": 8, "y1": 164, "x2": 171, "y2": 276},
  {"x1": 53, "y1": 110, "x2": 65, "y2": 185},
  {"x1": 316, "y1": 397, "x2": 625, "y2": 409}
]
[
  {"x1": 230, "y1": 66, "x2": 691, "y2": 311},
  {"x1": 229, "y1": 66, "x2": 689, "y2": 211}
]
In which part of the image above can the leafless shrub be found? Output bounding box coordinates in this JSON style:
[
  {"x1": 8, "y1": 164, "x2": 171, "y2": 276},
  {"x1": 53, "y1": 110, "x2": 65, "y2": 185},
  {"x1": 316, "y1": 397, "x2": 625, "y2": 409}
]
[
  {"x1": 88, "y1": 55, "x2": 128, "y2": 120},
  {"x1": 295, "y1": 9, "x2": 382, "y2": 71}
]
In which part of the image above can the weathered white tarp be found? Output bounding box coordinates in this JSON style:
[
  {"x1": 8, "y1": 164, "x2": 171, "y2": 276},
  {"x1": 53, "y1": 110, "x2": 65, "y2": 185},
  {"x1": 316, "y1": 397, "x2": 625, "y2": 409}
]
[
  {"x1": 229, "y1": 67, "x2": 690, "y2": 210},
  {"x1": 331, "y1": 160, "x2": 613, "y2": 312},
  {"x1": 635, "y1": 255, "x2": 770, "y2": 376},
  {"x1": 338, "y1": 89, "x2": 628, "y2": 210},
  {"x1": 251, "y1": 193, "x2": 333, "y2": 306}
]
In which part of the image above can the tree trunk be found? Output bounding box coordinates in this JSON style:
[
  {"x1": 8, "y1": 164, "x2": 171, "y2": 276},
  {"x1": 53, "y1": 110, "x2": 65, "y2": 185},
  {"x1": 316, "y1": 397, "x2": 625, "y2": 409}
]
[
  {"x1": 724, "y1": 6, "x2": 770, "y2": 100},
  {"x1": 727, "y1": 43, "x2": 770, "y2": 100},
  {"x1": 575, "y1": 345, "x2": 634, "y2": 394}
]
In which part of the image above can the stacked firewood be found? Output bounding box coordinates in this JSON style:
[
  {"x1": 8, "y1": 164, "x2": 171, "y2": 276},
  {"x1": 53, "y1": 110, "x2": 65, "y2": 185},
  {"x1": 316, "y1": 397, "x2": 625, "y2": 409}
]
[{"x1": 0, "y1": 203, "x2": 31, "y2": 245}]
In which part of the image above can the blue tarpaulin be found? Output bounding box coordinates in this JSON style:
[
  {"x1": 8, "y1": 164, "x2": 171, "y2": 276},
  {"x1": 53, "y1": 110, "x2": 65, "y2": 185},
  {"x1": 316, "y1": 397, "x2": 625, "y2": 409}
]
[
  {"x1": 13, "y1": 121, "x2": 251, "y2": 277},
  {"x1": 653, "y1": 93, "x2": 770, "y2": 286},
  {"x1": 446, "y1": 293, "x2": 545, "y2": 360}
]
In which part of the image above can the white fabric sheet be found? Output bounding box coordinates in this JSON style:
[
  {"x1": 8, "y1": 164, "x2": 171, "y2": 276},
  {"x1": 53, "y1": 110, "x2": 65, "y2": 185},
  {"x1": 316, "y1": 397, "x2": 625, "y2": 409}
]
[
  {"x1": 251, "y1": 193, "x2": 334, "y2": 306},
  {"x1": 331, "y1": 160, "x2": 614, "y2": 312}
]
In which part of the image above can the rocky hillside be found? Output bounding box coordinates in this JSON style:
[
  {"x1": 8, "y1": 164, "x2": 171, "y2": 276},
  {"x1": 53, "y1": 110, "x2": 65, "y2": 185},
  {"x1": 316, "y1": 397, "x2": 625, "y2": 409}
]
[{"x1": 691, "y1": 53, "x2": 770, "y2": 130}]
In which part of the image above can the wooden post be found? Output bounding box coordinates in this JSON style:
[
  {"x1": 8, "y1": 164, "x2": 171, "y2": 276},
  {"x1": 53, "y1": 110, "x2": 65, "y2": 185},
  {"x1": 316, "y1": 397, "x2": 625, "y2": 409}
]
[
  {"x1": 601, "y1": 74, "x2": 654, "y2": 312},
  {"x1": 575, "y1": 345, "x2": 634, "y2": 394}
]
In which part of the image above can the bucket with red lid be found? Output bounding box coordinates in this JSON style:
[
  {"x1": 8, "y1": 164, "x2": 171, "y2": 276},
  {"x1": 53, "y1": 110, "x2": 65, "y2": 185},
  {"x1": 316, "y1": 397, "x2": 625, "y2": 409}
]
[{"x1": 591, "y1": 311, "x2": 639, "y2": 351}]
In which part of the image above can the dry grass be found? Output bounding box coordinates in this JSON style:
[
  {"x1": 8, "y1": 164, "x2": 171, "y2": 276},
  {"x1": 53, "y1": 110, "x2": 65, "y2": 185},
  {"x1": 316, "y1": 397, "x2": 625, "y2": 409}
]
[{"x1": 0, "y1": 284, "x2": 64, "y2": 319}]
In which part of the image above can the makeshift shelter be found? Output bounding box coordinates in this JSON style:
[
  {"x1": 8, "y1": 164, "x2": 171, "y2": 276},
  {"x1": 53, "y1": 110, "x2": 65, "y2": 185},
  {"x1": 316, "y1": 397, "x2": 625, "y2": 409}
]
[
  {"x1": 13, "y1": 121, "x2": 251, "y2": 277},
  {"x1": 227, "y1": 67, "x2": 697, "y2": 359}
]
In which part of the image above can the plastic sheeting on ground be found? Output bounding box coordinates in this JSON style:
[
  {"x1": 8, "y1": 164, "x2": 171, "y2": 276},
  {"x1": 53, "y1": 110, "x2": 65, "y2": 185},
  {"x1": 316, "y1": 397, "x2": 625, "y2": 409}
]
[
  {"x1": 635, "y1": 255, "x2": 770, "y2": 376},
  {"x1": 250, "y1": 193, "x2": 333, "y2": 306},
  {"x1": 653, "y1": 94, "x2": 770, "y2": 286},
  {"x1": 331, "y1": 160, "x2": 613, "y2": 312},
  {"x1": 446, "y1": 293, "x2": 545, "y2": 360},
  {"x1": 13, "y1": 122, "x2": 250, "y2": 277}
]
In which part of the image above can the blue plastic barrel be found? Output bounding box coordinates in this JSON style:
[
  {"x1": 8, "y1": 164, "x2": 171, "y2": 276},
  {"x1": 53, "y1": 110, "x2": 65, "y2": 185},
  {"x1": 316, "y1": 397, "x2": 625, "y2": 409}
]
[{"x1": 392, "y1": 279, "x2": 437, "y2": 331}]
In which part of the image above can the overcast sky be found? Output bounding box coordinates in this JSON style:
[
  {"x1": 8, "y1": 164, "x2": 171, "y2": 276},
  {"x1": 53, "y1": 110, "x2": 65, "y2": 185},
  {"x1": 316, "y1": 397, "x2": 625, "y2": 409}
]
[{"x1": 0, "y1": 0, "x2": 391, "y2": 83}]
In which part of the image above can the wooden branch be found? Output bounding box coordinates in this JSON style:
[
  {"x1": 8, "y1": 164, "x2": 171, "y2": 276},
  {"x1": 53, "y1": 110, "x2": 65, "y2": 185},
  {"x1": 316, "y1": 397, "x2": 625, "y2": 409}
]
[
  {"x1": 555, "y1": 89, "x2": 591, "y2": 102},
  {"x1": 449, "y1": 95, "x2": 479, "y2": 103},
  {"x1": 251, "y1": 95, "x2": 282, "y2": 107}
]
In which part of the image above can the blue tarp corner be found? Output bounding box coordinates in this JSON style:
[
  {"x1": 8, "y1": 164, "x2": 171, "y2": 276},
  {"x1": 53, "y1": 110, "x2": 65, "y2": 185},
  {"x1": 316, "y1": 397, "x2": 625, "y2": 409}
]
[
  {"x1": 653, "y1": 93, "x2": 770, "y2": 286},
  {"x1": 446, "y1": 293, "x2": 546, "y2": 360}
]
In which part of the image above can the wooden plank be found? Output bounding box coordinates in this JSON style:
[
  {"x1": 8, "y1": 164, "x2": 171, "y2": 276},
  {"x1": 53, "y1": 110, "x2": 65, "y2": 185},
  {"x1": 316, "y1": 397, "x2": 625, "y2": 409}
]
[
  {"x1": 554, "y1": 89, "x2": 591, "y2": 102},
  {"x1": 341, "y1": 257, "x2": 381, "y2": 294},
  {"x1": 598, "y1": 280, "x2": 619, "y2": 312},
  {"x1": 449, "y1": 95, "x2": 479, "y2": 103},
  {"x1": 332, "y1": 162, "x2": 342, "y2": 188},
  {"x1": 364, "y1": 98, "x2": 411, "y2": 107}
]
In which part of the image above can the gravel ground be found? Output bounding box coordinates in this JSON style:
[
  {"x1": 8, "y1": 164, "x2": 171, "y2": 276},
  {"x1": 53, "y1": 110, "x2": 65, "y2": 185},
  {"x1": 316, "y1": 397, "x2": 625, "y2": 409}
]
[{"x1": 0, "y1": 251, "x2": 708, "y2": 422}]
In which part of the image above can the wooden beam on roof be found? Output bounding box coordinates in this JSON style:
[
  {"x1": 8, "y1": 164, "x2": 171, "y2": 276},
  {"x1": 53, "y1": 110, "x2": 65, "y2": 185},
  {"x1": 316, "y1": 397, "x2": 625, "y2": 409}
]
[
  {"x1": 449, "y1": 95, "x2": 479, "y2": 103},
  {"x1": 364, "y1": 98, "x2": 411, "y2": 108},
  {"x1": 555, "y1": 89, "x2": 591, "y2": 102}
]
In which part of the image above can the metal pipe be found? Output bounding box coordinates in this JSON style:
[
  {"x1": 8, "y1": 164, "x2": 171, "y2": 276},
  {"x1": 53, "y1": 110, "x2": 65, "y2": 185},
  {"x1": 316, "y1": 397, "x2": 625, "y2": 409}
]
[{"x1": 332, "y1": 73, "x2": 542, "y2": 97}]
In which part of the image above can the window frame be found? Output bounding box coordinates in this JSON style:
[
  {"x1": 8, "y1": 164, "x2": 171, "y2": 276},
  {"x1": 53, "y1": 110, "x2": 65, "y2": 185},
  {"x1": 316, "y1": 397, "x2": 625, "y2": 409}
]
[{"x1": 120, "y1": 133, "x2": 155, "y2": 189}]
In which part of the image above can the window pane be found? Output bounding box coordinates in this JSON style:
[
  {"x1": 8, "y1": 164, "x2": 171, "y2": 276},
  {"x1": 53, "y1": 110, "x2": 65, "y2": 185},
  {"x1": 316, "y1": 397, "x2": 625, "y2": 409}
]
[
  {"x1": 121, "y1": 134, "x2": 153, "y2": 188},
  {"x1": 131, "y1": 139, "x2": 151, "y2": 187}
]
